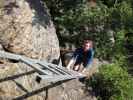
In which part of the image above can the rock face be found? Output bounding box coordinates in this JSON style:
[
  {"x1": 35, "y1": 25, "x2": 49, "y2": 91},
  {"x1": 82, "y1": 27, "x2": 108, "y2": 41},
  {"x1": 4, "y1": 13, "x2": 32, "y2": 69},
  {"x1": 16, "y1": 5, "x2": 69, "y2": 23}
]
[
  {"x1": 0, "y1": 0, "x2": 60, "y2": 61},
  {"x1": 0, "y1": 0, "x2": 96, "y2": 100},
  {"x1": 0, "y1": 0, "x2": 60, "y2": 99}
]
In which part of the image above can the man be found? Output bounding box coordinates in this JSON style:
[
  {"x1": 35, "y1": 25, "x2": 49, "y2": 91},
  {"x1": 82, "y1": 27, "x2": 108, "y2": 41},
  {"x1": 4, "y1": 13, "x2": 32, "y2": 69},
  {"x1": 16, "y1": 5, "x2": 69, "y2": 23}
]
[{"x1": 67, "y1": 39, "x2": 94, "y2": 73}]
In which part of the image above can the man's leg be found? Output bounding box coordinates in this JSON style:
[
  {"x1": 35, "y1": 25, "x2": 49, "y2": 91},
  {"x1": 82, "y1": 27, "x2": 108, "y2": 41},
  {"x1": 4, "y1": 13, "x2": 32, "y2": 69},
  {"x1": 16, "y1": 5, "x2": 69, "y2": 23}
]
[{"x1": 82, "y1": 64, "x2": 92, "y2": 73}]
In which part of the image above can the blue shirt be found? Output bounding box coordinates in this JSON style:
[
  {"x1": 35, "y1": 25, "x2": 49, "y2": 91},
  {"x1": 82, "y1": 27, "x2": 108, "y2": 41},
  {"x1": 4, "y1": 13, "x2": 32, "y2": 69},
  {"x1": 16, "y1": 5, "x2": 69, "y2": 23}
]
[{"x1": 72, "y1": 48, "x2": 94, "y2": 68}]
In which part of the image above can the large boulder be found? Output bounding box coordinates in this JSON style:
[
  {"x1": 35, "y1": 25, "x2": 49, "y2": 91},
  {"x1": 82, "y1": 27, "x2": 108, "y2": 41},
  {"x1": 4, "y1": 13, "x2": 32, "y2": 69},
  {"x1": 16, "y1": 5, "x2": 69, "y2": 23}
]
[
  {"x1": 0, "y1": 0, "x2": 60, "y2": 61},
  {"x1": 0, "y1": 0, "x2": 60, "y2": 99}
]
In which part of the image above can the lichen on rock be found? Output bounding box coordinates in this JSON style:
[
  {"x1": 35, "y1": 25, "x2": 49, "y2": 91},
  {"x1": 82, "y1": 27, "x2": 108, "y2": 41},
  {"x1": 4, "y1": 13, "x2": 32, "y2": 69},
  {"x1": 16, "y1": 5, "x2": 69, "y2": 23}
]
[{"x1": 0, "y1": 0, "x2": 60, "y2": 61}]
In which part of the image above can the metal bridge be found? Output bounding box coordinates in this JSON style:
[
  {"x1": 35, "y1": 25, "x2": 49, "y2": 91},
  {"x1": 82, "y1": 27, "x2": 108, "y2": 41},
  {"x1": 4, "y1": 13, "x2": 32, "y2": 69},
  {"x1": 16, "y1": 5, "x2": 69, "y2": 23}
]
[{"x1": 0, "y1": 50, "x2": 85, "y2": 83}]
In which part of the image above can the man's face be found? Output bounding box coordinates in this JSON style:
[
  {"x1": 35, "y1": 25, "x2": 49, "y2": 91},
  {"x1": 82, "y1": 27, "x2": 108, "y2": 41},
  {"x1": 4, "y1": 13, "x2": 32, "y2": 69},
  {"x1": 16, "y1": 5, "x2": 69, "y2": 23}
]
[{"x1": 83, "y1": 42, "x2": 91, "y2": 51}]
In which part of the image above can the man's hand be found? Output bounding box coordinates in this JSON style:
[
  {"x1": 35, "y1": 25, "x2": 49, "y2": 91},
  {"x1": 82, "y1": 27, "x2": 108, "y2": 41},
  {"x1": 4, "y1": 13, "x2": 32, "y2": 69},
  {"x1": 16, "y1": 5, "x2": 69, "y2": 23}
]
[
  {"x1": 82, "y1": 68, "x2": 87, "y2": 73},
  {"x1": 73, "y1": 65, "x2": 80, "y2": 71}
]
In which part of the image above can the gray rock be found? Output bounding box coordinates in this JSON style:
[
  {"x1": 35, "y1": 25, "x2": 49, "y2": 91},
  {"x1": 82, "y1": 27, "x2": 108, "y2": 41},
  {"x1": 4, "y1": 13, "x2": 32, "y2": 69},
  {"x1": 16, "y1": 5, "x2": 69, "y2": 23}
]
[
  {"x1": 0, "y1": 0, "x2": 96, "y2": 100},
  {"x1": 0, "y1": 0, "x2": 60, "y2": 99},
  {"x1": 0, "y1": 0, "x2": 60, "y2": 62}
]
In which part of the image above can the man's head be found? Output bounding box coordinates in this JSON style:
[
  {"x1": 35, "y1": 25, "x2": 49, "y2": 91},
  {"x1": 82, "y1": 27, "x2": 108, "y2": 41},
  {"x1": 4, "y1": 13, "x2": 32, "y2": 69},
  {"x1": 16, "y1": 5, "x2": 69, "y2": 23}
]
[{"x1": 83, "y1": 39, "x2": 93, "y2": 51}]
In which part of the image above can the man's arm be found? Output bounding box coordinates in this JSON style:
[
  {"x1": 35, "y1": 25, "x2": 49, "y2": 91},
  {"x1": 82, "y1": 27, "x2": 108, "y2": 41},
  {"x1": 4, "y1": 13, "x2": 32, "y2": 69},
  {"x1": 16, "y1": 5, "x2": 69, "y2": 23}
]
[
  {"x1": 66, "y1": 58, "x2": 75, "y2": 70},
  {"x1": 67, "y1": 49, "x2": 79, "y2": 70},
  {"x1": 87, "y1": 50, "x2": 94, "y2": 65}
]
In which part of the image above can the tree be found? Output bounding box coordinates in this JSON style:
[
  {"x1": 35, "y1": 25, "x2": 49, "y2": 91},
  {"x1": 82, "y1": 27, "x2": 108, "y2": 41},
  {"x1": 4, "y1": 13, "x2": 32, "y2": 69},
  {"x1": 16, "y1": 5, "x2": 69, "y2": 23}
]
[{"x1": 45, "y1": 0, "x2": 133, "y2": 61}]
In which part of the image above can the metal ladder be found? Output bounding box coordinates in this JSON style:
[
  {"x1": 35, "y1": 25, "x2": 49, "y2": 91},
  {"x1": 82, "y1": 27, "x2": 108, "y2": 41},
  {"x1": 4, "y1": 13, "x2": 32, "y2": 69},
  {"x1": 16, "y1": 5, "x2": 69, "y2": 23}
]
[{"x1": 0, "y1": 51, "x2": 85, "y2": 83}]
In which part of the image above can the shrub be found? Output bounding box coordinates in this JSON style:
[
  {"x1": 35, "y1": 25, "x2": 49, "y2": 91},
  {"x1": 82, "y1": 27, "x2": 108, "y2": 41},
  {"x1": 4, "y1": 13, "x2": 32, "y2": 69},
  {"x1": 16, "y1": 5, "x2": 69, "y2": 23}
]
[{"x1": 87, "y1": 64, "x2": 133, "y2": 100}]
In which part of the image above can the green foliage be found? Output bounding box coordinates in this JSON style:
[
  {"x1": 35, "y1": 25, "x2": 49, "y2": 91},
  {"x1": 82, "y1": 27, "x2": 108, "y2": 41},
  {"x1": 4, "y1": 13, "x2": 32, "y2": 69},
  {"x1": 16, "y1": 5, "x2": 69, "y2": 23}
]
[
  {"x1": 111, "y1": 30, "x2": 127, "y2": 66},
  {"x1": 44, "y1": 1, "x2": 133, "y2": 99},
  {"x1": 44, "y1": 1, "x2": 133, "y2": 100},
  {"x1": 45, "y1": 0, "x2": 133, "y2": 61},
  {"x1": 110, "y1": 1, "x2": 133, "y2": 30},
  {"x1": 100, "y1": 0, "x2": 131, "y2": 7},
  {"x1": 87, "y1": 64, "x2": 133, "y2": 100}
]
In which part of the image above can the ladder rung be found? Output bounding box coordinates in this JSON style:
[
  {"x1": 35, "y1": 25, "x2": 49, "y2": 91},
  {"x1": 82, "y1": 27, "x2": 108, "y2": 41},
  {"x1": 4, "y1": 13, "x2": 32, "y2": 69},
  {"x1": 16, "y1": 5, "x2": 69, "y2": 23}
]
[
  {"x1": 20, "y1": 57, "x2": 50, "y2": 75},
  {"x1": 45, "y1": 62, "x2": 73, "y2": 75},
  {"x1": 45, "y1": 62, "x2": 85, "y2": 78},
  {"x1": 39, "y1": 61, "x2": 71, "y2": 75},
  {"x1": 38, "y1": 63, "x2": 62, "y2": 75},
  {"x1": 0, "y1": 50, "x2": 85, "y2": 84},
  {"x1": 0, "y1": 51, "x2": 21, "y2": 60}
]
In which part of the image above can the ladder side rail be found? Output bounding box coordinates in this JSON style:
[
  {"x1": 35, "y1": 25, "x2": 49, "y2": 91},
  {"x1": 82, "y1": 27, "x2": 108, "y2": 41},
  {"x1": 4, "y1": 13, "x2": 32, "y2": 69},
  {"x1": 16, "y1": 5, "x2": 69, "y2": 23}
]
[
  {"x1": 0, "y1": 51, "x2": 21, "y2": 61},
  {"x1": 67, "y1": 70, "x2": 86, "y2": 77},
  {"x1": 51, "y1": 75, "x2": 76, "y2": 83},
  {"x1": 38, "y1": 75, "x2": 76, "y2": 83}
]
